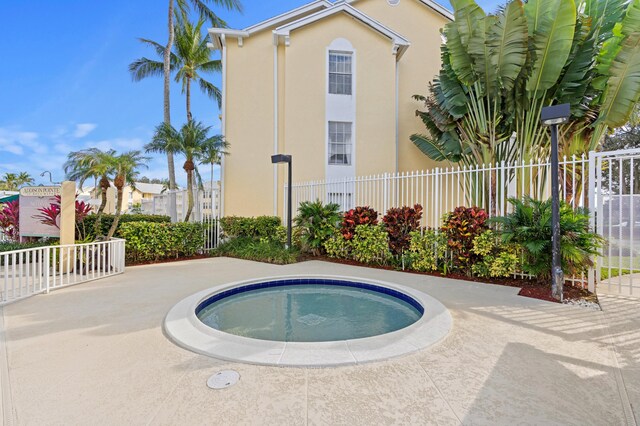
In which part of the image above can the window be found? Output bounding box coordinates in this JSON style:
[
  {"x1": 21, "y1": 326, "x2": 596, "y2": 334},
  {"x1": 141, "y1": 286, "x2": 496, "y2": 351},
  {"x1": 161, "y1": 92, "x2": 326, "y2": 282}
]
[
  {"x1": 329, "y1": 52, "x2": 352, "y2": 95},
  {"x1": 328, "y1": 121, "x2": 352, "y2": 165}
]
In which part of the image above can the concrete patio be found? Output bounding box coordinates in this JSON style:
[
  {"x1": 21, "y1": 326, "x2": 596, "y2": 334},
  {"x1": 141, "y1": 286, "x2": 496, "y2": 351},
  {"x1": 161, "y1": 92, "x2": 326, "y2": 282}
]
[{"x1": 0, "y1": 257, "x2": 637, "y2": 425}]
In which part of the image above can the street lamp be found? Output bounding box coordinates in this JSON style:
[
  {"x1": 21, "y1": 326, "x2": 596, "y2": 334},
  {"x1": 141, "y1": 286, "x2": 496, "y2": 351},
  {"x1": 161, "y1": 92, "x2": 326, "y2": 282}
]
[
  {"x1": 271, "y1": 154, "x2": 292, "y2": 248},
  {"x1": 541, "y1": 103, "x2": 571, "y2": 301}
]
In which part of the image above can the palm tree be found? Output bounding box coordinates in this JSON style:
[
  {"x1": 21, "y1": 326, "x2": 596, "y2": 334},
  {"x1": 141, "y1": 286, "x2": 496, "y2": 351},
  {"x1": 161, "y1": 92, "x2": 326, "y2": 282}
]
[
  {"x1": 146, "y1": 120, "x2": 224, "y2": 222},
  {"x1": 106, "y1": 151, "x2": 149, "y2": 239},
  {"x1": 64, "y1": 148, "x2": 116, "y2": 237},
  {"x1": 16, "y1": 172, "x2": 34, "y2": 188},
  {"x1": 198, "y1": 134, "x2": 228, "y2": 191},
  {"x1": 0, "y1": 173, "x2": 18, "y2": 191},
  {"x1": 129, "y1": 18, "x2": 222, "y2": 122},
  {"x1": 153, "y1": 0, "x2": 242, "y2": 192}
]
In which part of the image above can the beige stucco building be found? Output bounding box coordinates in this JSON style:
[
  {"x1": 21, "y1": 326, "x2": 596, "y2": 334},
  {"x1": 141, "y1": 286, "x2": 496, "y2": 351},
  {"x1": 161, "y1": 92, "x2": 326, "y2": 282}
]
[{"x1": 209, "y1": 0, "x2": 451, "y2": 217}]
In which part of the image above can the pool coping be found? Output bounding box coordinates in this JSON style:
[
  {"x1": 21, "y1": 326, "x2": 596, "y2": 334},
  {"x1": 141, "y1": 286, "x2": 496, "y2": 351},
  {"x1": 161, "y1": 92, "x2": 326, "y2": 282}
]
[{"x1": 163, "y1": 275, "x2": 453, "y2": 367}]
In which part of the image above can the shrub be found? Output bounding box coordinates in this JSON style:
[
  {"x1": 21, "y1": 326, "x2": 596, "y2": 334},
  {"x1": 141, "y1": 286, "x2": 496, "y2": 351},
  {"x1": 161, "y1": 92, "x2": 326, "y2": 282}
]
[
  {"x1": 382, "y1": 204, "x2": 423, "y2": 255},
  {"x1": 470, "y1": 230, "x2": 519, "y2": 278},
  {"x1": 493, "y1": 197, "x2": 604, "y2": 281},
  {"x1": 294, "y1": 200, "x2": 341, "y2": 255},
  {"x1": 351, "y1": 224, "x2": 391, "y2": 265},
  {"x1": 220, "y1": 216, "x2": 281, "y2": 240},
  {"x1": 0, "y1": 200, "x2": 19, "y2": 241},
  {"x1": 0, "y1": 241, "x2": 51, "y2": 266},
  {"x1": 213, "y1": 236, "x2": 298, "y2": 265},
  {"x1": 118, "y1": 221, "x2": 204, "y2": 264},
  {"x1": 324, "y1": 232, "x2": 351, "y2": 259},
  {"x1": 406, "y1": 229, "x2": 448, "y2": 272},
  {"x1": 441, "y1": 206, "x2": 489, "y2": 274},
  {"x1": 82, "y1": 214, "x2": 170, "y2": 239},
  {"x1": 341, "y1": 206, "x2": 378, "y2": 240}
]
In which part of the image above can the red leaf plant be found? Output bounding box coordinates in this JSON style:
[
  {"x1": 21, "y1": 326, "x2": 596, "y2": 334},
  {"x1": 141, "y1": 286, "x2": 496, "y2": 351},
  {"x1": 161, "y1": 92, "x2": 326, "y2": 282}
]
[
  {"x1": 382, "y1": 204, "x2": 423, "y2": 255},
  {"x1": 341, "y1": 206, "x2": 378, "y2": 240},
  {"x1": 34, "y1": 195, "x2": 92, "y2": 230},
  {"x1": 0, "y1": 200, "x2": 20, "y2": 241},
  {"x1": 441, "y1": 206, "x2": 489, "y2": 273}
]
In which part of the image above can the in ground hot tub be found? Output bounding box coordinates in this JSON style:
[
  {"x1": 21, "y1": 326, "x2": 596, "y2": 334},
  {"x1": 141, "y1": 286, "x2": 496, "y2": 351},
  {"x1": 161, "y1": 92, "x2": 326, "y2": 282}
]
[{"x1": 164, "y1": 276, "x2": 451, "y2": 367}]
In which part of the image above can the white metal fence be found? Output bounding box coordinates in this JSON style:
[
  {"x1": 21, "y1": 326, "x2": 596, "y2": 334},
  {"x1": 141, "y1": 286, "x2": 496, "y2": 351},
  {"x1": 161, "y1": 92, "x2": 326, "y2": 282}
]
[{"x1": 1, "y1": 238, "x2": 126, "y2": 306}]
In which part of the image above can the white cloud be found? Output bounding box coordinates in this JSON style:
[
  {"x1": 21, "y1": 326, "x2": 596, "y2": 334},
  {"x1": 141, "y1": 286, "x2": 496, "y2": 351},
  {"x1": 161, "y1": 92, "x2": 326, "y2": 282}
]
[
  {"x1": 73, "y1": 123, "x2": 97, "y2": 138},
  {"x1": 0, "y1": 128, "x2": 42, "y2": 156},
  {"x1": 85, "y1": 137, "x2": 145, "y2": 152}
]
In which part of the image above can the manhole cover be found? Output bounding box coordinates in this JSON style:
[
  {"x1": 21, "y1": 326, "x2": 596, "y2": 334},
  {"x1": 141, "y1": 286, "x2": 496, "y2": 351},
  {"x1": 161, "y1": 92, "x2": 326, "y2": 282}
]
[{"x1": 207, "y1": 370, "x2": 240, "y2": 389}]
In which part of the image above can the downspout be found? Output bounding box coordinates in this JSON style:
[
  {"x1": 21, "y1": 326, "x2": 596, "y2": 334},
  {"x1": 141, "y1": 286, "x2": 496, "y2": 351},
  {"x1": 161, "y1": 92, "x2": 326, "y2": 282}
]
[
  {"x1": 273, "y1": 34, "x2": 279, "y2": 216},
  {"x1": 395, "y1": 57, "x2": 399, "y2": 174},
  {"x1": 220, "y1": 34, "x2": 227, "y2": 217}
]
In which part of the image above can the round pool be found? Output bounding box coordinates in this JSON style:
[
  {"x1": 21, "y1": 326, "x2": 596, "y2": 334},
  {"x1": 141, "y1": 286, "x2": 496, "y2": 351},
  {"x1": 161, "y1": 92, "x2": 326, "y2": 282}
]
[
  {"x1": 196, "y1": 279, "x2": 423, "y2": 342},
  {"x1": 164, "y1": 275, "x2": 452, "y2": 367}
]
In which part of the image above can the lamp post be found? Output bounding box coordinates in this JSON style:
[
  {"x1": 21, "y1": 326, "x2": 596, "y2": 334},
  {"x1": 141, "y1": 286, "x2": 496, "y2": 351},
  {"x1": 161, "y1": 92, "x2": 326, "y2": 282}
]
[
  {"x1": 541, "y1": 103, "x2": 571, "y2": 301},
  {"x1": 271, "y1": 154, "x2": 292, "y2": 248}
]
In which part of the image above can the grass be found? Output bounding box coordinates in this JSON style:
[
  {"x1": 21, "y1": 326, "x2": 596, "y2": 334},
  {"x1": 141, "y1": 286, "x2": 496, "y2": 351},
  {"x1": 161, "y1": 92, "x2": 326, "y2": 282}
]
[
  {"x1": 212, "y1": 237, "x2": 299, "y2": 265},
  {"x1": 600, "y1": 256, "x2": 639, "y2": 280}
]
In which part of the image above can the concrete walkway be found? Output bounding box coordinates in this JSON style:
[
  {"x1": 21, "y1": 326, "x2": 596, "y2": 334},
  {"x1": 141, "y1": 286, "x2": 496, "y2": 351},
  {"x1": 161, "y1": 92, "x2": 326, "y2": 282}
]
[{"x1": 0, "y1": 258, "x2": 637, "y2": 425}]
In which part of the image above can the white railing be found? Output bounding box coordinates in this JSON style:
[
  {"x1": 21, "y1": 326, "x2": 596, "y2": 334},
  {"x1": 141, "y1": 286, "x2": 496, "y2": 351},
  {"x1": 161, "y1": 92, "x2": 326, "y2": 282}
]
[
  {"x1": 0, "y1": 238, "x2": 126, "y2": 306},
  {"x1": 287, "y1": 155, "x2": 589, "y2": 226}
]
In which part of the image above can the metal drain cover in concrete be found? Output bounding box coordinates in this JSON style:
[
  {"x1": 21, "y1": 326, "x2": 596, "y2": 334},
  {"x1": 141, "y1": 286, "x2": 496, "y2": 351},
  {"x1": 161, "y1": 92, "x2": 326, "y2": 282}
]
[{"x1": 207, "y1": 370, "x2": 240, "y2": 389}]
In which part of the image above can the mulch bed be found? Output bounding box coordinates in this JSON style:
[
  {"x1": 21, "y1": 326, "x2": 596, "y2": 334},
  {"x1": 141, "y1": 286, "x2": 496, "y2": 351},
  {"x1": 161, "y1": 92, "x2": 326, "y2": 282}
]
[{"x1": 308, "y1": 255, "x2": 595, "y2": 304}]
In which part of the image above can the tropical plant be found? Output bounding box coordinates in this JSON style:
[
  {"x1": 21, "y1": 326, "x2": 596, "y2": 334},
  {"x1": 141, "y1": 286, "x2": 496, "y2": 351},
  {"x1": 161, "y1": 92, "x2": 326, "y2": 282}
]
[
  {"x1": 350, "y1": 224, "x2": 392, "y2": 265},
  {"x1": 412, "y1": 0, "x2": 640, "y2": 204},
  {"x1": 470, "y1": 230, "x2": 520, "y2": 278},
  {"x1": 106, "y1": 151, "x2": 149, "y2": 239},
  {"x1": 134, "y1": 0, "x2": 242, "y2": 193},
  {"x1": 493, "y1": 197, "x2": 604, "y2": 281},
  {"x1": 341, "y1": 206, "x2": 378, "y2": 240},
  {"x1": 0, "y1": 200, "x2": 19, "y2": 241},
  {"x1": 441, "y1": 206, "x2": 489, "y2": 273},
  {"x1": 406, "y1": 229, "x2": 448, "y2": 272},
  {"x1": 213, "y1": 236, "x2": 299, "y2": 265},
  {"x1": 382, "y1": 204, "x2": 423, "y2": 255},
  {"x1": 198, "y1": 133, "x2": 228, "y2": 190},
  {"x1": 0, "y1": 172, "x2": 31, "y2": 191},
  {"x1": 64, "y1": 148, "x2": 116, "y2": 237},
  {"x1": 324, "y1": 231, "x2": 352, "y2": 259},
  {"x1": 34, "y1": 195, "x2": 92, "y2": 237},
  {"x1": 293, "y1": 200, "x2": 341, "y2": 255},
  {"x1": 147, "y1": 121, "x2": 223, "y2": 221}
]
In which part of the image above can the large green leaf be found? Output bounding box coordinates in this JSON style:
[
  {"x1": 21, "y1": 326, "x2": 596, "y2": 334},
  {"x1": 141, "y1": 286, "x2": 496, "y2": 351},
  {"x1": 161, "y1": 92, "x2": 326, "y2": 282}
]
[
  {"x1": 526, "y1": 0, "x2": 577, "y2": 96},
  {"x1": 451, "y1": 0, "x2": 486, "y2": 47},
  {"x1": 524, "y1": 0, "x2": 559, "y2": 36},
  {"x1": 410, "y1": 132, "x2": 463, "y2": 163},
  {"x1": 445, "y1": 24, "x2": 476, "y2": 85},
  {"x1": 621, "y1": 0, "x2": 640, "y2": 36},
  {"x1": 469, "y1": 16, "x2": 497, "y2": 97},
  {"x1": 487, "y1": 0, "x2": 528, "y2": 92},
  {"x1": 600, "y1": 33, "x2": 640, "y2": 127}
]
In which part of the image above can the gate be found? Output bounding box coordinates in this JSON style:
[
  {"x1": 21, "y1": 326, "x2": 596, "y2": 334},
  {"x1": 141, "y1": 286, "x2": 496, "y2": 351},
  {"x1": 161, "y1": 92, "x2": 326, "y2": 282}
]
[{"x1": 590, "y1": 148, "x2": 640, "y2": 296}]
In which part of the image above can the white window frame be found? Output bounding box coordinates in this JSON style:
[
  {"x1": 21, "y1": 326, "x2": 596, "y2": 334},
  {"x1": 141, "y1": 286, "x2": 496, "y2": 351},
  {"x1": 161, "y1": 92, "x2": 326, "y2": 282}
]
[
  {"x1": 328, "y1": 51, "x2": 353, "y2": 95},
  {"x1": 328, "y1": 121, "x2": 353, "y2": 166}
]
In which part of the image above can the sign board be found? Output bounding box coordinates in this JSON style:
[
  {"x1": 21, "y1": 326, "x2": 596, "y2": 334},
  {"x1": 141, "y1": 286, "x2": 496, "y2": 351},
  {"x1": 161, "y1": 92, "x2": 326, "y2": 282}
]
[{"x1": 19, "y1": 186, "x2": 61, "y2": 238}]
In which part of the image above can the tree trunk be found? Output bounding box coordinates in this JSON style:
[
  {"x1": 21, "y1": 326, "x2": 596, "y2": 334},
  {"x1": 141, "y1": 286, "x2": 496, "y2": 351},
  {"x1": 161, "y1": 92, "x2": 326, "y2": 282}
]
[
  {"x1": 165, "y1": 0, "x2": 177, "y2": 191},
  {"x1": 186, "y1": 78, "x2": 192, "y2": 122},
  {"x1": 185, "y1": 168, "x2": 194, "y2": 222},
  {"x1": 94, "y1": 175, "x2": 110, "y2": 237},
  {"x1": 107, "y1": 185, "x2": 124, "y2": 239}
]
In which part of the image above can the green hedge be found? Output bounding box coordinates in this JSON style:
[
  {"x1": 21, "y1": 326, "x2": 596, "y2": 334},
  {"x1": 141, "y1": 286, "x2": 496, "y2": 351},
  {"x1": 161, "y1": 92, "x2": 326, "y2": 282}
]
[
  {"x1": 118, "y1": 221, "x2": 204, "y2": 264},
  {"x1": 81, "y1": 214, "x2": 170, "y2": 238},
  {"x1": 0, "y1": 241, "x2": 51, "y2": 266},
  {"x1": 220, "y1": 216, "x2": 281, "y2": 239},
  {"x1": 213, "y1": 236, "x2": 298, "y2": 265}
]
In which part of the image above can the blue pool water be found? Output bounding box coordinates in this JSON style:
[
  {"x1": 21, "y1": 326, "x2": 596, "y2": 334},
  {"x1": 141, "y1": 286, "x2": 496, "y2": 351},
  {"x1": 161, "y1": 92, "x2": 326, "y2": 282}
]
[{"x1": 196, "y1": 279, "x2": 423, "y2": 342}]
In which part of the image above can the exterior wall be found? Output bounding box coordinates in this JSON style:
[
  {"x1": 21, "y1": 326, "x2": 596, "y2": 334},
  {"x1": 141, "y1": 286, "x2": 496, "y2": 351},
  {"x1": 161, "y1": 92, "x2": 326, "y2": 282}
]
[
  {"x1": 351, "y1": 0, "x2": 449, "y2": 172},
  {"x1": 280, "y1": 13, "x2": 396, "y2": 215},
  {"x1": 223, "y1": 30, "x2": 275, "y2": 217}
]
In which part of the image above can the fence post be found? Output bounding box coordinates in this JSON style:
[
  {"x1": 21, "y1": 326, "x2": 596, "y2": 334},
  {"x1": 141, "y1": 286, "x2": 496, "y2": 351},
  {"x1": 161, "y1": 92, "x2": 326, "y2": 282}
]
[
  {"x1": 383, "y1": 173, "x2": 389, "y2": 213},
  {"x1": 44, "y1": 247, "x2": 50, "y2": 294}
]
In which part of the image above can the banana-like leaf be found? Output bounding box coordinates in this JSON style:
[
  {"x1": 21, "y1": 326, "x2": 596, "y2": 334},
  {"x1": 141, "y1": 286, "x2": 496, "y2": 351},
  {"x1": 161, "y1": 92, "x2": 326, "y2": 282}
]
[
  {"x1": 584, "y1": 0, "x2": 629, "y2": 40},
  {"x1": 487, "y1": 0, "x2": 528, "y2": 92},
  {"x1": 438, "y1": 69, "x2": 469, "y2": 119},
  {"x1": 524, "y1": 0, "x2": 559, "y2": 36},
  {"x1": 410, "y1": 132, "x2": 463, "y2": 163},
  {"x1": 451, "y1": 0, "x2": 486, "y2": 47},
  {"x1": 445, "y1": 24, "x2": 476, "y2": 85},
  {"x1": 621, "y1": 0, "x2": 640, "y2": 36},
  {"x1": 469, "y1": 16, "x2": 498, "y2": 97},
  {"x1": 526, "y1": 0, "x2": 577, "y2": 97},
  {"x1": 600, "y1": 33, "x2": 640, "y2": 127}
]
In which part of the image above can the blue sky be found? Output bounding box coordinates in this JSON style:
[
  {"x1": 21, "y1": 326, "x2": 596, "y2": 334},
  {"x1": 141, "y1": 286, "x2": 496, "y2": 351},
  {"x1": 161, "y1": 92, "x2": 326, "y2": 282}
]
[{"x1": 0, "y1": 0, "x2": 501, "y2": 187}]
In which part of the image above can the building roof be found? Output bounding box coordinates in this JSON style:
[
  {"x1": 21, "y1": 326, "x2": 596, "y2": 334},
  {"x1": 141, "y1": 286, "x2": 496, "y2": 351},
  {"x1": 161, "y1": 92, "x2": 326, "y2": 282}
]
[
  {"x1": 133, "y1": 182, "x2": 165, "y2": 195},
  {"x1": 273, "y1": 2, "x2": 411, "y2": 58},
  {"x1": 345, "y1": 0, "x2": 454, "y2": 21}
]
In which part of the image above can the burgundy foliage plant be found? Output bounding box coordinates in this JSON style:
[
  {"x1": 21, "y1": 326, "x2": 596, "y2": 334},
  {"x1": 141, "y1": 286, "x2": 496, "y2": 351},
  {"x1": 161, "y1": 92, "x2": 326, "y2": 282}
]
[
  {"x1": 441, "y1": 206, "x2": 489, "y2": 273},
  {"x1": 341, "y1": 206, "x2": 378, "y2": 240},
  {"x1": 382, "y1": 204, "x2": 423, "y2": 255},
  {"x1": 0, "y1": 200, "x2": 20, "y2": 241}
]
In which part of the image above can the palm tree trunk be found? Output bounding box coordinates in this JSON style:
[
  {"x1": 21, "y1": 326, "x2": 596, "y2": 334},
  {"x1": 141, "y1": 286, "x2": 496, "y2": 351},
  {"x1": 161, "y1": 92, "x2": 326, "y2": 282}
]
[
  {"x1": 107, "y1": 185, "x2": 124, "y2": 239},
  {"x1": 185, "y1": 169, "x2": 194, "y2": 222},
  {"x1": 186, "y1": 78, "x2": 192, "y2": 122},
  {"x1": 94, "y1": 176, "x2": 110, "y2": 237},
  {"x1": 165, "y1": 0, "x2": 177, "y2": 191}
]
